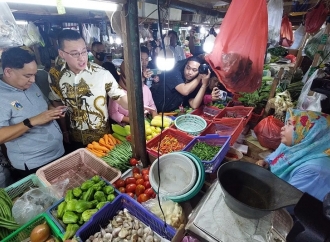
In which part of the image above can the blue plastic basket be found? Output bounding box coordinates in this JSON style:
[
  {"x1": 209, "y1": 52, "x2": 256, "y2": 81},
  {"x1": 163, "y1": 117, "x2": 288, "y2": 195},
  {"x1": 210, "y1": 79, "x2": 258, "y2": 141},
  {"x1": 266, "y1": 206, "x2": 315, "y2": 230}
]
[
  {"x1": 183, "y1": 134, "x2": 231, "y2": 173},
  {"x1": 174, "y1": 114, "x2": 207, "y2": 136},
  {"x1": 76, "y1": 194, "x2": 176, "y2": 241},
  {"x1": 46, "y1": 179, "x2": 119, "y2": 237}
]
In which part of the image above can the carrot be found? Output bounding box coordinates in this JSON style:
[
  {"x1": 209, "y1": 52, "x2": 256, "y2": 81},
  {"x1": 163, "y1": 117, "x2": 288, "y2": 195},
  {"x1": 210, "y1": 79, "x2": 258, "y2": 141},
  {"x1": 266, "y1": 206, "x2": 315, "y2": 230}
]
[
  {"x1": 87, "y1": 148, "x2": 104, "y2": 157},
  {"x1": 92, "y1": 141, "x2": 109, "y2": 152},
  {"x1": 107, "y1": 134, "x2": 116, "y2": 146},
  {"x1": 103, "y1": 134, "x2": 110, "y2": 145},
  {"x1": 114, "y1": 138, "x2": 121, "y2": 144},
  {"x1": 99, "y1": 138, "x2": 112, "y2": 149}
]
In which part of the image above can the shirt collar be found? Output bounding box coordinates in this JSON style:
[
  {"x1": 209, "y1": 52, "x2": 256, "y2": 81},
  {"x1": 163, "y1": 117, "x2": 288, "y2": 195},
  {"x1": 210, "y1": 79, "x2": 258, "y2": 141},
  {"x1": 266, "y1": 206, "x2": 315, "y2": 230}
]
[{"x1": 0, "y1": 79, "x2": 23, "y2": 92}]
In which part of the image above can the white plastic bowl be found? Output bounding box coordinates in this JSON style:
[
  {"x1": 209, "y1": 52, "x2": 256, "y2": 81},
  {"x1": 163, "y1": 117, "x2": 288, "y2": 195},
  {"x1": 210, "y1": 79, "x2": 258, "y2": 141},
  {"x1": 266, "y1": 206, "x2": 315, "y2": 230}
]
[{"x1": 149, "y1": 153, "x2": 197, "y2": 197}]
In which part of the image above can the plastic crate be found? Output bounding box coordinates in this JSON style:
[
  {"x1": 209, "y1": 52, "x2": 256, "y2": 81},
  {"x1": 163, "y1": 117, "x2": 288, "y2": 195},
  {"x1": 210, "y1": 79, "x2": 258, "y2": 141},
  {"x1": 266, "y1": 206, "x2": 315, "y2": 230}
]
[
  {"x1": 190, "y1": 106, "x2": 222, "y2": 121},
  {"x1": 146, "y1": 128, "x2": 193, "y2": 157},
  {"x1": 4, "y1": 174, "x2": 47, "y2": 200},
  {"x1": 36, "y1": 148, "x2": 121, "y2": 192},
  {"x1": 75, "y1": 194, "x2": 176, "y2": 241},
  {"x1": 47, "y1": 179, "x2": 119, "y2": 236},
  {"x1": 214, "y1": 106, "x2": 254, "y2": 125},
  {"x1": 2, "y1": 213, "x2": 62, "y2": 242},
  {"x1": 183, "y1": 134, "x2": 230, "y2": 173},
  {"x1": 200, "y1": 118, "x2": 244, "y2": 146}
]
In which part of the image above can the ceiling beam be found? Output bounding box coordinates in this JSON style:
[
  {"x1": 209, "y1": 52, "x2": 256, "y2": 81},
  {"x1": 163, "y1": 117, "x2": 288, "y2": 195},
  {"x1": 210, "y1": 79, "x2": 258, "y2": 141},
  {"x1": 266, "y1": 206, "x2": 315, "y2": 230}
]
[{"x1": 142, "y1": 0, "x2": 225, "y2": 17}]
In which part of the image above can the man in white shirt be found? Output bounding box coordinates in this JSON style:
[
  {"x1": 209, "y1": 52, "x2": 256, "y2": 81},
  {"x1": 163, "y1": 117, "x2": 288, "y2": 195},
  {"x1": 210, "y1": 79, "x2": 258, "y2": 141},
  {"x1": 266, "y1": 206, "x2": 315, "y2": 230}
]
[
  {"x1": 49, "y1": 30, "x2": 128, "y2": 149},
  {"x1": 168, "y1": 30, "x2": 186, "y2": 63}
]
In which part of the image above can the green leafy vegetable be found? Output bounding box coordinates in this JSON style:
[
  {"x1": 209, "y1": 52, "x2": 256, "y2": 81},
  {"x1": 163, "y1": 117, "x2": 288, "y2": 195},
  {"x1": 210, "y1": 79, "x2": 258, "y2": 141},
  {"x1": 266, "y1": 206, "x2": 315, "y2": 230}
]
[{"x1": 190, "y1": 142, "x2": 221, "y2": 161}]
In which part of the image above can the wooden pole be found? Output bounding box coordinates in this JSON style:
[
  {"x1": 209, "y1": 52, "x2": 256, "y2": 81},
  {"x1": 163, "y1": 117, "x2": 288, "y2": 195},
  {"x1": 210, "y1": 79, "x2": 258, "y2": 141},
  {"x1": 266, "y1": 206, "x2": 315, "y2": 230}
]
[
  {"x1": 264, "y1": 67, "x2": 284, "y2": 116},
  {"x1": 120, "y1": 1, "x2": 148, "y2": 167}
]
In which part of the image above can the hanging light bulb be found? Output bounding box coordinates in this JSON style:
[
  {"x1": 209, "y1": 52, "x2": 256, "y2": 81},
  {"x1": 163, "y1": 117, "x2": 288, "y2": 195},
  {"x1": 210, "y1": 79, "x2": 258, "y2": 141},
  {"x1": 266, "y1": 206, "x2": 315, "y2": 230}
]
[
  {"x1": 156, "y1": 36, "x2": 175, "y2": 71},
  {"x1": 115, "y1": 37, "x2": 122, "y2": 45},
  {"x1": 203, "y1": 35, "x2": 216, "y2": 54}
]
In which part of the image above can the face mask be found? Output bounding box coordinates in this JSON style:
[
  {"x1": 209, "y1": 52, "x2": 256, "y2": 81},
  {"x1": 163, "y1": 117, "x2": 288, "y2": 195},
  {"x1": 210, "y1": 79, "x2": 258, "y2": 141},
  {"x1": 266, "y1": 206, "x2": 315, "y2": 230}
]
[{"x1": 95, "y1": 52, "x2": 106, "y2": 61}]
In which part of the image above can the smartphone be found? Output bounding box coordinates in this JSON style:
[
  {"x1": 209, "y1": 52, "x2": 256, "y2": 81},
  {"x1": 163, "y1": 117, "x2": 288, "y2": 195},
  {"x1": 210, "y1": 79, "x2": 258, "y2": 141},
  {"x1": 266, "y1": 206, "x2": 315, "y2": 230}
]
[
  {"x1": 150, "y1": 69, "x2": 159, "y2": 75},
  {"x1": 61, "y1": 107, "x2": 69, "y2": 114}
]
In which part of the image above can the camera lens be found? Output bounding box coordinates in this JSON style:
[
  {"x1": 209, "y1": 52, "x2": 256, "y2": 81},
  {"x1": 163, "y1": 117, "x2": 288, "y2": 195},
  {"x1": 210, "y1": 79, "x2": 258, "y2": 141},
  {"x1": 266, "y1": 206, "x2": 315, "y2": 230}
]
[{"x1": 199, "y1": 63, "x2": 209, "y2": 74}]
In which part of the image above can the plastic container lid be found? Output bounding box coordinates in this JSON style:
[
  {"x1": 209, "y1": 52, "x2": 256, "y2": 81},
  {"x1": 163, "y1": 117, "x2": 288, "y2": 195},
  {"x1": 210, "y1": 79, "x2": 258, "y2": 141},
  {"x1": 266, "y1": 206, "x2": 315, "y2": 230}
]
[{"x1": 149, "y1": 153, "x2": 197, "y2": 197}]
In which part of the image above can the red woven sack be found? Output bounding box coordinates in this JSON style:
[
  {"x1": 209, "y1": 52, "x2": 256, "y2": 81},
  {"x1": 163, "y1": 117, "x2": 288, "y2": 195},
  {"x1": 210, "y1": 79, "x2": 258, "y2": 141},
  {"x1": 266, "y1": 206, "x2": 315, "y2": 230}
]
[
  {"x1": 305, "y1": 1, "x2": 329, "y2": 34},
  {"x1": 205, "y1": 0, "x2": 268, "y2": 93},
  {"x1": 280, "y1": 16, "x2": 294, "y2": 47},
  {"x1": 254, "y1": 116, "x2": 284, "y2": 150}
]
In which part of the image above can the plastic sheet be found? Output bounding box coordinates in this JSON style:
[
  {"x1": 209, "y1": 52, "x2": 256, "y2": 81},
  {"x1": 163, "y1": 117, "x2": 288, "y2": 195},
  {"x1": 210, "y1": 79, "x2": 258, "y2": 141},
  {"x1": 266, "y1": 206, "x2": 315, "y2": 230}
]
[
  {"x1": 267, "y1": 0, "x2": 283, "y2": 47},
  {"x1": 305, "y1": 1, "x2": 329, "y2": 34},
  {"x1": 280, "y1": 16, "x2": 294, "y2": 47}
]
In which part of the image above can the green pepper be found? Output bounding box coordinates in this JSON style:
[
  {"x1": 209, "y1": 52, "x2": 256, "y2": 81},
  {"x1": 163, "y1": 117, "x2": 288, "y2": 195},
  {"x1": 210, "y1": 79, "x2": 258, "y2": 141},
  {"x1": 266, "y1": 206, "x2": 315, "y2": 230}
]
[
  {"x1": 65, "y1": 189, "x2": 74, "y2": 202},
  {"x1": 63, "y1": 211, "x2": 79, "y2": 224},
  {"x1": 82, "y1": 209, "x2": 98, "y2": 222},
  {"x1": 63, "y1": 223, "x2": 80, "y2": 240},
  {"x1": 66, "y1": 199, "x2": 78, "y2": 212},
  {"x1": 92, "y1": 181, "x2": 105, "y2": 191},
  {"x1": 90, "y1": 200, "x2": 98, "y2": 208},
  {"x1": 96, "y1": 201, "x2": 109, "y2": 210},
  {"x1": 72, "y1": 187, "x2": 82, "y2": 198},
  {"x1": 107, "y1": 194, "x2": 116, "y2": 202},
  {"x1": 82, "y1": 187, "x2": 95, "y2": 201},
  {"x1": 75, "y1": 200, "x2": 93, "y2": 213},
  {"x1": 103, "y1": 185, "x2": 115, "y2": 195},
  {"x1": 57, "y1": 201, "x2": 67, "y2": 219},
  {"x1": 80, "y1": 180, "x2": 94, "y2": 191},
  {"x1": 94, "y1": 191, "x2": 106, "y2": 202},
  {"x1": 91, "y1": 175, "x2": 101, "y2": 183}
]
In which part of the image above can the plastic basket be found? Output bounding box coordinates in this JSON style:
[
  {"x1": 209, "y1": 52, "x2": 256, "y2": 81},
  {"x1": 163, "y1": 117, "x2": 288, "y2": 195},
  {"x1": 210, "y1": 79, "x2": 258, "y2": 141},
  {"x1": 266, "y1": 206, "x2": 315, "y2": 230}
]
[
  {"x1": 36, "y1": 148, "x2": 121, "y2": 192},
  {"x1": 2, "y1": 213, "x2": 62, "y2": 242},
  {"x1": 214, "y1": 106, "x2": 254, "y2": 125},
  {"x1": 183, "y1": 134, "x2": 231, "y2": 173},
  {"x1": 4, "y1": 174, "x2": 47, "y2": 200},
  {"x1": 200, "y1": 118, "x2": 244, "y2": 146},
  {"x1": 146, "y1": 128, "x2": 193, "y2": 157},
  {"x1": 249, "y1": 108, "x2": 265, "y2": 128},
  {"x1": 190, "y1": 106, "x2": 222, "y2": 121},
  {"x1": 46, "y1": 179, "x2": 119, "y2": 235},
  {"x1": 75, "y1": 194, "x2": 176, "y2": 241},
  {"x1": 174, "y1": 114, "x2": 208, "y2": 136}
]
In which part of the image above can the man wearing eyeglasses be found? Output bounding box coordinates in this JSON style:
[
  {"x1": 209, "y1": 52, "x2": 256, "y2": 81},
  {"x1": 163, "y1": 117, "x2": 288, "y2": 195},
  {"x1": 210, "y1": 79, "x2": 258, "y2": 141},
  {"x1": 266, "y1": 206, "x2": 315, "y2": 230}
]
[{"x1": 48, "y1": 29, "x2": 128, "y2": 151}]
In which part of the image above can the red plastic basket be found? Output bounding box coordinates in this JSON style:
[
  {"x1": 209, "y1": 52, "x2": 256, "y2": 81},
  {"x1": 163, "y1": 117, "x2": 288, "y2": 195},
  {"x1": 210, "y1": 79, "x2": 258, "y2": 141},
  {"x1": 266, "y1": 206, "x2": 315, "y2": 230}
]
[
  {"x1": 214, "y1": 106, "x2": 254, "y2": 125},
  {"x1": 190, "y1": 106, "x2": 222, "y2": 121},
  {"x1": 146, "y1": 128, "x2": 193, "y2": 157},
  {"x1": 249, "y1": 108, "x2": 265, "y2": 124},
  {"x1": 200, "y1": 118, "x2": 244, "y2": 146}
]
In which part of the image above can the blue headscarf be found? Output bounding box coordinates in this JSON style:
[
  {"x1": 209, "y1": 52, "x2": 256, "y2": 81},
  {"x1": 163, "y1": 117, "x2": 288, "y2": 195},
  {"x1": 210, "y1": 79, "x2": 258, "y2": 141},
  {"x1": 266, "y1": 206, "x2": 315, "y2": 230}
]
[{"x1": 266, "y1": 109, "x2": 330, "y2": 180}]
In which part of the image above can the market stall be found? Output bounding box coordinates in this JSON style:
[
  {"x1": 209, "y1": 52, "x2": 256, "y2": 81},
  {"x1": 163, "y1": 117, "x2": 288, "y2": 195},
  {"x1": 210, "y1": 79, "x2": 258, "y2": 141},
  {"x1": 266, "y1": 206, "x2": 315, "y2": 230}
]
[{"x1": 1, "y1": 0, "x2": 330, "y2": 241}]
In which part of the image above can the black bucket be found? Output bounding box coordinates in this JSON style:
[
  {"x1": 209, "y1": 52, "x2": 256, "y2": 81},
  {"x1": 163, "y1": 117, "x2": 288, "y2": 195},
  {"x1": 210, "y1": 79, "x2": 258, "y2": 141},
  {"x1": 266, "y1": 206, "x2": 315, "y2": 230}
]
[{"x1": 217, "y1": 161, "x2": 303, "y2": 219}]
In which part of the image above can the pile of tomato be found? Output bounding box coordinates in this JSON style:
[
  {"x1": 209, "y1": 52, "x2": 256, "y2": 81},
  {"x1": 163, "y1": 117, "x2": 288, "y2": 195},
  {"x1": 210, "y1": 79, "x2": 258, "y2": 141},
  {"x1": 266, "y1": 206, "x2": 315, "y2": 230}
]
[{"x1": 113, "y1": 166, "x2": 156, "y2": 203}]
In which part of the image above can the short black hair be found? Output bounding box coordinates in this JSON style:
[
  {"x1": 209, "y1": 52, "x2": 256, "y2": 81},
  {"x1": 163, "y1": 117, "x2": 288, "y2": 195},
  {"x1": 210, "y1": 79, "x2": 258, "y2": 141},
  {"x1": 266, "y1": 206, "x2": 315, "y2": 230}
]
[
  {"x1": 168, "y1": 30, "x2": 178, "y2": 38},
  {"x1": 2, "y1": 47, "x2": 36, "y2": 70},
  {"x1": 57, "y1": 29, "x2": 83, "y2": 49},
  {"x1": 140, "y1": 46, "x2": 149, "y2": 56},
  {"x1": 91, "y1": 41, "x2": 103, "y2": 50}
]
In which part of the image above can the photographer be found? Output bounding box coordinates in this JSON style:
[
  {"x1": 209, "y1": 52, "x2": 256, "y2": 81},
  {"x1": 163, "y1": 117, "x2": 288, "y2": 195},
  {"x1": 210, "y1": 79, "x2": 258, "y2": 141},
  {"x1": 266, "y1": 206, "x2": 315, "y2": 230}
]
[{"x1": 150, "y1": 56, "x2": 210, "y2": 112}]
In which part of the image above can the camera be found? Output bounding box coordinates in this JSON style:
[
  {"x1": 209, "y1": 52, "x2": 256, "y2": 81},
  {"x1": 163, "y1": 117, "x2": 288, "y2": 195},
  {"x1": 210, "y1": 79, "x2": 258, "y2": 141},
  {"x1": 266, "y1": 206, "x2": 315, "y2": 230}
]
[{"x1": 199, "y1": 63, "x2": 210, "y2": 74}]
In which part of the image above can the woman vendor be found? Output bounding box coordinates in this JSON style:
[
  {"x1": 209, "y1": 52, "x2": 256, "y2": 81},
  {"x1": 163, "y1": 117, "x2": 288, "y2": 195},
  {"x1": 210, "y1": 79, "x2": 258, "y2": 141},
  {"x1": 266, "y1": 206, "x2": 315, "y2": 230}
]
[{"x1": 256, "y1": 109, "x2": 330, "y2": 201}]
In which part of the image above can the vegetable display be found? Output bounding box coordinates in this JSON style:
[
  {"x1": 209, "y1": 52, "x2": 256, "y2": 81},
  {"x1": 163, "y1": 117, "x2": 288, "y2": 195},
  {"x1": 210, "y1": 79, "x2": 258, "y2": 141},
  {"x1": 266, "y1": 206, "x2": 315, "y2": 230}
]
[
  {"x1": 86, "y1": 134, "x2": 121, "y2": 157},
  {"x1": 190, "y1": 142, "x2": 221, "y2": 161},
  {"x1": 102, "y1": 141, "x2": 133, "y2": 172},
  {"x1": 114, "y1": 166, "x2": 155, "y2": 203},
  {"x1": 84, "y1": 208, "x2": 161, "y2": 242},
  {"x1": 150, "y1": 135, "x2": 185, "y2": 155},
  {"x1": 53, "y1": 176, "x2": 117, "y2": 240},
  {"x1": 210, "y1": 103, "x2": 225, "y2": 109},
  {"x1": 0, "y1": 189, "x2": 20, "y2": 240}
]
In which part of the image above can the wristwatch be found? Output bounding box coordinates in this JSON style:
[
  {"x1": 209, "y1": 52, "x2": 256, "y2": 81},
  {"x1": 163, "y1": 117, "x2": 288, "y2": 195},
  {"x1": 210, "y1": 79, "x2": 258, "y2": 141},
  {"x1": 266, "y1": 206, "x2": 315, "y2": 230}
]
[{"x1": 23, "y1": 118, "x2": 33, "y2": 128}]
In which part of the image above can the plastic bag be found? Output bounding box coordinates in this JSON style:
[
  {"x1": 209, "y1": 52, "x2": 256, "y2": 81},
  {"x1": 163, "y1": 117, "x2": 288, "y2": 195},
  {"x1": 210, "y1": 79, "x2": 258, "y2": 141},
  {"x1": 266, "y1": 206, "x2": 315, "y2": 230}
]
[
  {"x1": 291, "y1": 24, "x2": 306, "y2": 49},
  {"x1": 11, "y1": 179, "x2": 68, "y2": 225},
  {"x1": 280, "y1": 16, "x2": 294, "y2": 47},
  {"x1": 305, "y1": 1, "x2": 329, "y2": 34},
  {"x1": 304, "y1": 28, "x2": 330, "y2": 63},
  {"x1": 296, "y1": 68, "x2": 327, "y2": 112},
  {"x1": 254, "y1": 116, "x2": 284, "y2": 150},
  {"x1": 0, "y1": 2, "x2": 23, "y2": 48},
  {"x1": 205, "y1": 0, "x2": 268, "y2": 93},
  {"x1": 267, "y1": 0, "x2": 283, "y2": 47},
  {"x1": 142, "y1": 198, "x2": 185, "y2": 229},
  {"x1": 27, "y1": 22, "x2": 45, "y2": 47}
]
